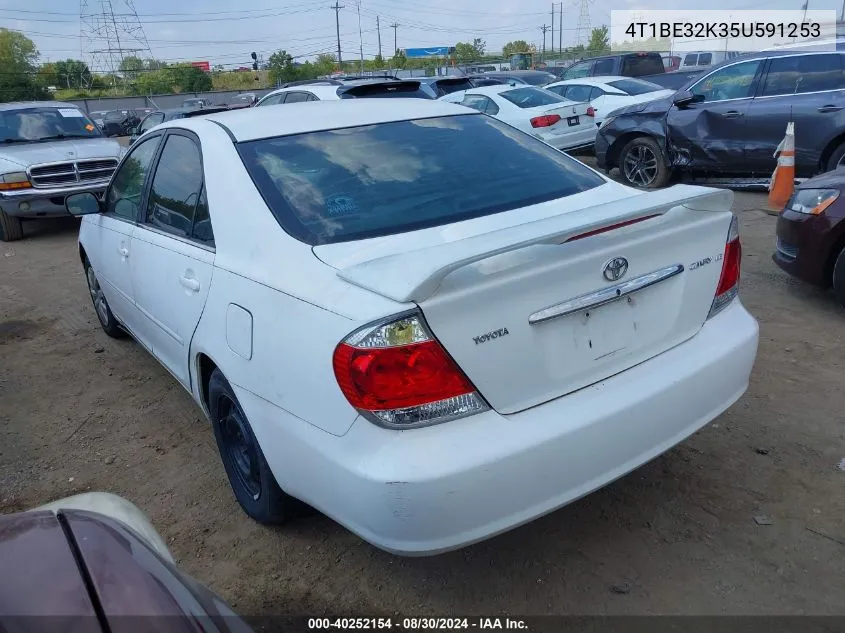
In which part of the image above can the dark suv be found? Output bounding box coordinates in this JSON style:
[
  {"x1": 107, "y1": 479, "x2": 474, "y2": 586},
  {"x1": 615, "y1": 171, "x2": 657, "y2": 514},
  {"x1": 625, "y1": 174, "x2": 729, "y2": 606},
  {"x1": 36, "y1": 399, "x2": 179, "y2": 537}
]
[{"x1": 595, "y1": 48, "x2": 845, "y2": 188}]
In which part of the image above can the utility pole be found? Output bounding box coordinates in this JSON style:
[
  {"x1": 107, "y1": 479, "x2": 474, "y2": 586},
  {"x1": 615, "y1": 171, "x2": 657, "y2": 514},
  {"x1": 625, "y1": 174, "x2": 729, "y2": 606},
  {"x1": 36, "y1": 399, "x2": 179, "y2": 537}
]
[
  {"x1": 551, "y1": 4, "x2": 555, "y2": 60},
  {"x1": 331, "y1": 1, "x2": 344, "y2": 65},
  {"x1": 377, "y1": 15, "x2": 382, "y2": 60},
  {"x1": 356, "y1": 0, "x2": 364, "y2": 74},
  {"x1": 390, "y1": 22, "x2": 398, "y2": 57},
  {"x1": 559, "y1": 2, "x2": 563, "y2": 54},
  {"x1": 540, "y1": 25, "x2": 550, "y2": 63}
]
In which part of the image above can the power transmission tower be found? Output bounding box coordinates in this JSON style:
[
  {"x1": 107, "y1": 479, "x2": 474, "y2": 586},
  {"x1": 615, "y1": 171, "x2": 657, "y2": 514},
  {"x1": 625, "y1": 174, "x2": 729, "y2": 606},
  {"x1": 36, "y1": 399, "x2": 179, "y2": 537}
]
[
  {"x1": 575, "y1": 0, "x2": 592, "y2": 48},
  {"x1": 331, "y1": 1, "x2": 344, "y2": 65},
  {"x1": 390, "y1": 22, "x2": 399, "y2": 56},
  {"x1": 80, "y1": 0, "x2": 153, "y2": 77},
  {"x1": 377, "y1": 15, "x2": 382, "y2": 60},
  {"x1": 540, "y1": 24, "x2": 550, "y2": 62},
  {"x1": 559, "y1": 2, "x2": 564, "y2": 53}
]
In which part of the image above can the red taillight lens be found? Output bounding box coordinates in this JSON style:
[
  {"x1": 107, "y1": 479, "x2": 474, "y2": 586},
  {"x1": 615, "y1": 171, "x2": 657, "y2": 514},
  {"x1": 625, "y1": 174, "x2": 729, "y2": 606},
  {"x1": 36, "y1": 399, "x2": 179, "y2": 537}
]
[
  {"x1": 708, "y1": 215, "x2": 741, "y2": 318},
  {"x1": 586, "y1": 106, "x2": 595, "y2": 117},
  {"x1": 333, "y1": 313, "x2": 487, "y2": 428},
  {"x1": 530, "y1": 114, "x2": 561, "y2": 128},
  {"x1": 334, "y1": 340, "x2": 474, "y2": 410}
]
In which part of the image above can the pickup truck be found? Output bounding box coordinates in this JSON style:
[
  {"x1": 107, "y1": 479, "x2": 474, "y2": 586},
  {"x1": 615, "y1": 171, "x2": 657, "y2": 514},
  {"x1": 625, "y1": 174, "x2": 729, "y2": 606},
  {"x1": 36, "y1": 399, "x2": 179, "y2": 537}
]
[
  {"x1": 0, "y1": 101, "x2": 123, "y2": 242},
  {"x1": 560, "y1": 52, "x2": 705, "y2": 91}
]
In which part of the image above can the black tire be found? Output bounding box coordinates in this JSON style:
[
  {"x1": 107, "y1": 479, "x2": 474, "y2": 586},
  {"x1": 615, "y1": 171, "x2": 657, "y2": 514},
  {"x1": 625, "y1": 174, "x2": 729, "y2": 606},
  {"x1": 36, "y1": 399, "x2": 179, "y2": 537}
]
[
  {"x1": 0, "y1": 208, "x2": 23, "y2": 242},
  {"x1": 826, "y1": 142, "x2": 845, "y2": 173},
  {"x1": 618, "y1": 136, "x2": 671, "y2": 189},
  {"x1": 83, "y1": 259, "x2": 126, "y2": 338},
  {"x1": 208, "y1": 368, "x2": 298, "y2": 524},
  {"x1": 832, "y1": 247, "x2": 845, "y2": 309}
]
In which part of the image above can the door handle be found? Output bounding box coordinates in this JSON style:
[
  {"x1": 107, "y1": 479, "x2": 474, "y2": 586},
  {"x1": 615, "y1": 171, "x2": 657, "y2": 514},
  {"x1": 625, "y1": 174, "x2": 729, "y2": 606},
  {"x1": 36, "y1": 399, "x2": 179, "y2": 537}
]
[
  {"x1": 118, "y1": 246, "x2": 129, "y2": 257},
  {"x1": 179, "y1": 275, "x2": 200, "y2": 292},
  {"x1": 722, "y1": 110, "x2": 744, "y2": 118},
  {"x1": 817, "y1": 105, "x2": 843, "y2": 113}
]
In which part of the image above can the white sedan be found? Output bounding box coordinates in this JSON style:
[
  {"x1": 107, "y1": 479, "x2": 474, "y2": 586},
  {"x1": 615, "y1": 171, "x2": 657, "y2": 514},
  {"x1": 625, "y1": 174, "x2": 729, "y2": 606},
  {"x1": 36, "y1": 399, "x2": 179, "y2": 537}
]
[
  {"x1": 66, "y1": 99, "x2": 758, "y2": 556},
  {"x1": 440, "y1": 84, "x2": 598, "y2": 151},
  {"x1": 544, "y1": 76, "x2": 675, "y2": 125}
]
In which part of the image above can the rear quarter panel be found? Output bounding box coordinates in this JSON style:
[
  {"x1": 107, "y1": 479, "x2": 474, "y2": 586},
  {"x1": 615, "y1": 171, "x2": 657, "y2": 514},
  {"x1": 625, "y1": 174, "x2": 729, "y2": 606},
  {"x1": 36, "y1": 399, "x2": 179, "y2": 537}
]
[{"x1": 188, "y1": 120, "x2": 410, "y2": 437}]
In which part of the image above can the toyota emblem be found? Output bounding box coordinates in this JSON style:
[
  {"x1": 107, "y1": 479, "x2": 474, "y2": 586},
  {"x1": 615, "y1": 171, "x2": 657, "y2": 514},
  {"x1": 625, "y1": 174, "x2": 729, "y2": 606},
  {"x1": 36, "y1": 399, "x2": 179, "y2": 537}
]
[{"x1": 603, "y1": 257, "x2": 628, "y2": 282}]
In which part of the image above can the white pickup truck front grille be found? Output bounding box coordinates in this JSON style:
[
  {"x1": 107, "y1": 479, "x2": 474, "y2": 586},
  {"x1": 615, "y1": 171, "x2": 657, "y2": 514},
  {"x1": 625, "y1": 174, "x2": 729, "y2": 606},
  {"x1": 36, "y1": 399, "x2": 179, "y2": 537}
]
[{"x1": 28, "y1": 158, "x2": 118, "y2": 188}]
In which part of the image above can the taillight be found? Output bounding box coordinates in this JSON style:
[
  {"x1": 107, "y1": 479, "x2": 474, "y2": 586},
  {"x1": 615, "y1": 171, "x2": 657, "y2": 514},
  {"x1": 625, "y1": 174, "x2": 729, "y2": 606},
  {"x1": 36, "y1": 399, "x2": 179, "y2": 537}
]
[
  {"x1": 586, "y1": 106, "x2": 595, "y2": 117},
  {"x1": 708, "y1": 214, "x2": 741, "y2": 319},
  {"x1": 333, "y1": 312, "x2": 488, "y2": 428},
  {"x1": 530, "y1": 114, "x2": 561, "y2": 128}
]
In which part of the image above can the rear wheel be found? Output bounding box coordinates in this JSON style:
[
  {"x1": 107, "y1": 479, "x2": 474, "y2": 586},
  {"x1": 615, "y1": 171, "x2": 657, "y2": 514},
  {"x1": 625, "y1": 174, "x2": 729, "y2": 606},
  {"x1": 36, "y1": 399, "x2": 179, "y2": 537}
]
[
  {"x1": 84, "y1": 259, "x2": 126, "y2": 338},
  {"x1": 208, "y1": 369, "x2": 301, "y2": 524},
  {"x1": 833, "y1": 247, "x2": 845, "y2": 309},
  {"x1": 826, "y1": 142, "x2": 845, "y2": 172},
  {"x1": 618, "y1": 137, "x2": 671, "y2": 189},
  {"x1": 0, "y1": 208, "x2": 23, "y2": 242}
]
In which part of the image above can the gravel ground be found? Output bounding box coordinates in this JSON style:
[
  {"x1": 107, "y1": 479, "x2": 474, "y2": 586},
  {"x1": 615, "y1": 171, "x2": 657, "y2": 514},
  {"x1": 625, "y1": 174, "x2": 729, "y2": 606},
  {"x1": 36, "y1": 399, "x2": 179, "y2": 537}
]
[{"x1": 1, "y1": 189, "x2": 844, "y2": 616}]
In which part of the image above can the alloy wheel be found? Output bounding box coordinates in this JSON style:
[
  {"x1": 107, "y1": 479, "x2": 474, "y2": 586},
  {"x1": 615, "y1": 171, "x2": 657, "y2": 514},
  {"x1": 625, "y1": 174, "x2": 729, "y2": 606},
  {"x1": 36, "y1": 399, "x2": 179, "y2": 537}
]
[{"x1": 623, "y1": 144, "x2": 659, "y2": 187}]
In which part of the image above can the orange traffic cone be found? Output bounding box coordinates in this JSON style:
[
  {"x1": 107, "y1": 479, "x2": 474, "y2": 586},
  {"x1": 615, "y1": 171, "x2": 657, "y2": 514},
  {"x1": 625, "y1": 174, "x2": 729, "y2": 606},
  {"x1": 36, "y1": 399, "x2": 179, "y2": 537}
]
[{"x1": 768, "y1": 121, "x2": 795, "y2": 211}]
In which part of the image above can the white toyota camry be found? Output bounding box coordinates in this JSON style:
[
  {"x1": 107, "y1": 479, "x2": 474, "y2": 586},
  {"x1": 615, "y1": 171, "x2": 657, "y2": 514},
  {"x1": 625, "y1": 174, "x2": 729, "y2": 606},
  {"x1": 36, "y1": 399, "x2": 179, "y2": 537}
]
[{"x1": 67, "y1": 99, "x2": 759, "y2": 556}]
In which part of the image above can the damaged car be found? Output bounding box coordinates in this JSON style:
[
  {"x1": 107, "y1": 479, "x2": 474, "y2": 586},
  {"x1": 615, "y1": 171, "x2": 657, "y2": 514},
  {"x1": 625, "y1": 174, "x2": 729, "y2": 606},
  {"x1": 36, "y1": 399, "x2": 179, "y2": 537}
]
[{"x1": 595, "y1": 48, "x2": 845, "y2": 188}]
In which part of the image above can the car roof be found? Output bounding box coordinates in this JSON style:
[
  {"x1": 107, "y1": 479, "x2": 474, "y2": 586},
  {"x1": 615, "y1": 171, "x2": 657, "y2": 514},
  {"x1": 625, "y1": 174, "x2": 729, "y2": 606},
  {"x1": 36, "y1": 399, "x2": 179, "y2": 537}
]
[
  {"x1": 547, "y1": 75, "x2": 627, "y2": 87},
  {"x1": 166, "y1": 98, "x2": 476, "y2": 142},
  {"x1": 261, "y1": 84, "x2": 342, "y2": 100},
  {"x1": 0, "y1": 101, "x2": 81, "y2": 111}
]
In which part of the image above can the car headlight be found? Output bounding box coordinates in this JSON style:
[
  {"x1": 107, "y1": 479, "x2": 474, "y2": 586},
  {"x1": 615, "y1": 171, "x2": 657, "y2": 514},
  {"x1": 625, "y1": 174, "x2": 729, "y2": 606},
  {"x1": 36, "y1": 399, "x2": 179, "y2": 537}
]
[
  {"x1": 599, "y1": 116, "x2": 616, "y2": 130},
  {"x1": 787, "y1": 188, "x2": 839, "y2": 215},
  {"x1": 0, "y1": 171, "x2": 32, "y2": 191}
]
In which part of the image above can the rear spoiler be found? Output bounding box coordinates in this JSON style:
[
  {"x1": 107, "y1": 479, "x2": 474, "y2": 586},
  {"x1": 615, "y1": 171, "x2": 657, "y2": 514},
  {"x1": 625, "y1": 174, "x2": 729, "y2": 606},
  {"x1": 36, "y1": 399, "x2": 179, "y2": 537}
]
[{"x1": 337, "y1": 185, "x2": 733, "y2": 303}]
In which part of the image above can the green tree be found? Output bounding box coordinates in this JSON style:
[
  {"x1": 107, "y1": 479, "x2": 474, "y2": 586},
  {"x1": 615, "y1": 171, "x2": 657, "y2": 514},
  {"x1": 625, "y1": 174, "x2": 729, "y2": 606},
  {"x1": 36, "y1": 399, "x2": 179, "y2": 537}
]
[
  {"x1": 391, "y1": 48, "x2": 407, "y2": 69},
  {"x1": 119, "y1": 55, "x2": 144, "y2": 80},
  {"x1": 472, "y1": 37, "x2": 486, "y2": 57},
  {"x1": 314, "y1": 53, "x2": 336, "y2": 76},
  {"x1": 454, "y1": 42, "x2": 479, "y2": 63},
  {"x1": 54, "y1": 59, "x2": 92, "y2": 89},
  {"x1": 587, "y1": 26, "x2": 610, "y2": 54},
  {"x1": 267, "y1": 50, "x2": 298, "y2": 83},
  {"x1": 502, "y1": 40, "x2": 534, "y2": 57},
  {"x1": 170, "y1": 65, "x2": 212, "y2": 92},
  {"x1": 145, "y1": 58, "x2": 167, "y2": 71},
  {"x1": 134, "y1": 68, "x2": 173, "y2": 94},
  {"x1": 37, "y1": 62, "x2": 58, "y2": 88},
  {"x1": 0, "y1": 29, "x2": 48, "y2": 101}
]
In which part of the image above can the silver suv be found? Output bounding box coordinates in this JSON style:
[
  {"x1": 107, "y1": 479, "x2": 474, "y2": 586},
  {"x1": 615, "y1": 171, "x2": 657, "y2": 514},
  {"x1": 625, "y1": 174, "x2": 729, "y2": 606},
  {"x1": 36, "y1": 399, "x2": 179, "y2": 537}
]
[{"x1": 0, "y1": 102, "x2": 123, "y2": 241}]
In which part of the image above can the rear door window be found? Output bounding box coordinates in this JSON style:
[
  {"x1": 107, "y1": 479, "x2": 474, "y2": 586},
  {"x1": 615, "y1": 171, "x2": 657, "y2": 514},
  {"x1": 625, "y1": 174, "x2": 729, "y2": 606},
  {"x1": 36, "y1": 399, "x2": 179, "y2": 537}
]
[
  {"x1": 237, "y1": 114, "x2": 604, "y2": 245},
  {"x1": 562, "y1": 60, "x2": 594, "y2": 79},
  {"x1": 283, "y1": 92, "x2": 310, "y2": 103},
  {"x1": 561, "y1": 84, "x2": 593, "y2": 102},
  {"x1": 500, "y1": 87, "x2": 566, "y2": 108},
  {"x1": 698, "y1": 53, "x2": 713, "y2": 66},
  {"x1": 258, "y1": 93, "x2": 284, "y2": 106},
  {"x1": 684, "y1": 54, "x2": 699, "y2": 66},
  {"x1": 621, "y1": 54, "x2": 664, "y2": 76},
  {"x1": 760, "y1": 54, "x2": 843, "y2": 96},
  {"x1": 592, "y1": 58, "x2": 616, "y2": 75},
  {"x1": 462, "y1": 94, "x2": 500, "y2": 115}
]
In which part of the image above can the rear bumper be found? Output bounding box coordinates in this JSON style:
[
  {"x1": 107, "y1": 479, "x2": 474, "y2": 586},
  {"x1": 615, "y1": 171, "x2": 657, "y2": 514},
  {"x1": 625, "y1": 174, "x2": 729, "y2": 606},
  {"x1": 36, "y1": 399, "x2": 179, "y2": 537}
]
[
  {"x1": 538, "y1": 125, "x2": 597, "y2": 151},
  {"x1": 239, "y1": 299, "x2": 758, "y2": 556},
  {"x1": 0, "y1": 182, "x2": 108, "y2": 218}
]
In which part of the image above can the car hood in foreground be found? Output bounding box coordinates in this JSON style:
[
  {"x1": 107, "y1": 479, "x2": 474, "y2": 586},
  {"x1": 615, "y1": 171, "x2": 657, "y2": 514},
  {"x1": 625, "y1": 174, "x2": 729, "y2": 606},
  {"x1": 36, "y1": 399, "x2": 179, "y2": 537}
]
[{"x1": 0, "y1": 137, "x2": 123, "y2": 168}]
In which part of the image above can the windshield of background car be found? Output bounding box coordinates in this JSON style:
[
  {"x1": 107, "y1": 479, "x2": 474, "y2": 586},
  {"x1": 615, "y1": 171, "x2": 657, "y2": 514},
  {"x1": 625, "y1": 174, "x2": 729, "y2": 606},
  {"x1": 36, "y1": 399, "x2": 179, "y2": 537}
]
[
  {"x1": 0, "y1": 107, "x2": 102, "y2": 142},
  {"x1": 519, "y1": 73, "x2": 556, "y2": 86},
  {"x1": 237, "y1": 114, "x2": 605, "y2": 245},
  {"x1": 500, "y1": 87, "x2": 566, "y2": 108},
  {"x1": 607, "y1": 78, "x2": 663, "y2": 95}
]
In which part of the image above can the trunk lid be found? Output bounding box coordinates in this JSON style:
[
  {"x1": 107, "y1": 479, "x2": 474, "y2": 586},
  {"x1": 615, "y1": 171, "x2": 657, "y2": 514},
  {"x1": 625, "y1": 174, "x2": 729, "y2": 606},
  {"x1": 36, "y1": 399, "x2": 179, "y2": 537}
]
[{"x1": 317, "y1": 184, "x2": 734, "y2": 414}]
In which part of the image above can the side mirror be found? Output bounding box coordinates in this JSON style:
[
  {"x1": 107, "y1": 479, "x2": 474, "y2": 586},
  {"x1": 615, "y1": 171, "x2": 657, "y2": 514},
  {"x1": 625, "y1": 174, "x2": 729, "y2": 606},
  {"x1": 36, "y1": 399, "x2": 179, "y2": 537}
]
[
  {"x1": 673, "y1": 90, "x2": 704, "y2": 107},
  {"x1": 66, "y1": 192, "x2": 102, "y2": 216}
]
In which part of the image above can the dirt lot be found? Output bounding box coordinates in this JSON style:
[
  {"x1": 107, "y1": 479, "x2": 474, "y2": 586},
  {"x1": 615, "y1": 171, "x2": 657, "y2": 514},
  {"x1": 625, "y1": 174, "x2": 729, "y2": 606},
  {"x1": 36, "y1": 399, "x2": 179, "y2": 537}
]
[{"x1": 1, "y1": 191, "x2": 844, "y2": 616}]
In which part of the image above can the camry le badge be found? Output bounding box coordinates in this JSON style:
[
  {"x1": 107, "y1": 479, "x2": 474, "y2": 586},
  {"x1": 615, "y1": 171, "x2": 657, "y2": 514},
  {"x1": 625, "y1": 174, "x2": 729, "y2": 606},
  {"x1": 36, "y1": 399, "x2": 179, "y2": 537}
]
[{"x1": 603, "y1": 257, "x2": 628, "y2": 282}]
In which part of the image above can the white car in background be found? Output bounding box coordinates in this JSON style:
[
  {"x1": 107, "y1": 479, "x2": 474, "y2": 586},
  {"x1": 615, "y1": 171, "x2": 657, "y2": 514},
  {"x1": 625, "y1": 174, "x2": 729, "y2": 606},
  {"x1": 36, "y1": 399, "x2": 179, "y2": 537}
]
[
  {"x1": 441, "y1": 84, "x2": 597, "y2": 151},
  {"x1": 66, "y1": 99, "x2": 758, "y2": 556},
  {"x1": 544, "y1": 76, "x2": 675, "y2": 126},
  {"x1": 254, "y1": 84, "x2": 340, "y2": 106}
]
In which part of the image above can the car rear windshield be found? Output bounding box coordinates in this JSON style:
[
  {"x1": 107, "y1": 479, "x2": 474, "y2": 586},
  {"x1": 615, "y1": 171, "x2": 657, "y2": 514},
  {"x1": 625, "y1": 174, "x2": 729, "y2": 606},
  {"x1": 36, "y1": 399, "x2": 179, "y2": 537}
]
[
  {"x1": 499, "y1": 87, "x2": 566, "y2": 108},
  {"x1": 620, "y1": 54, "x2": 664, "y2": 77},
  {"x1": 237, "y1": 114, "x2": 605, "y2": 245},
  {"x1": 0, "y1": 107, "x2": 102, "y2": 142},
  {"x1": 606, "y1": 78, "x2": 663, "y2": 95},
  {"x1": 518, "y1": 73, "x2": 556, "y2": 86}
]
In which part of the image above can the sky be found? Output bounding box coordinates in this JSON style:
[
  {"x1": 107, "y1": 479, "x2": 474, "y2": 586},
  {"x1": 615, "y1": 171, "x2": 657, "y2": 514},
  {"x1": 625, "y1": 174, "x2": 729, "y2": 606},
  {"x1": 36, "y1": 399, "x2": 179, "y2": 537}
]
[{"x1": 1, "y1": 0, "x2": 843, "y2": 72}]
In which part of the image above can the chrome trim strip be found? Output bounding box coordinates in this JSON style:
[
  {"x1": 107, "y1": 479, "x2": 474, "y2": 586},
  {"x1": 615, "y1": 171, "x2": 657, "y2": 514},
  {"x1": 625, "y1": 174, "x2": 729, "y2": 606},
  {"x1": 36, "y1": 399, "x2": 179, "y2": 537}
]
[{"x1": 528, "y1": 264, "x2": 684, "y2": 325}]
